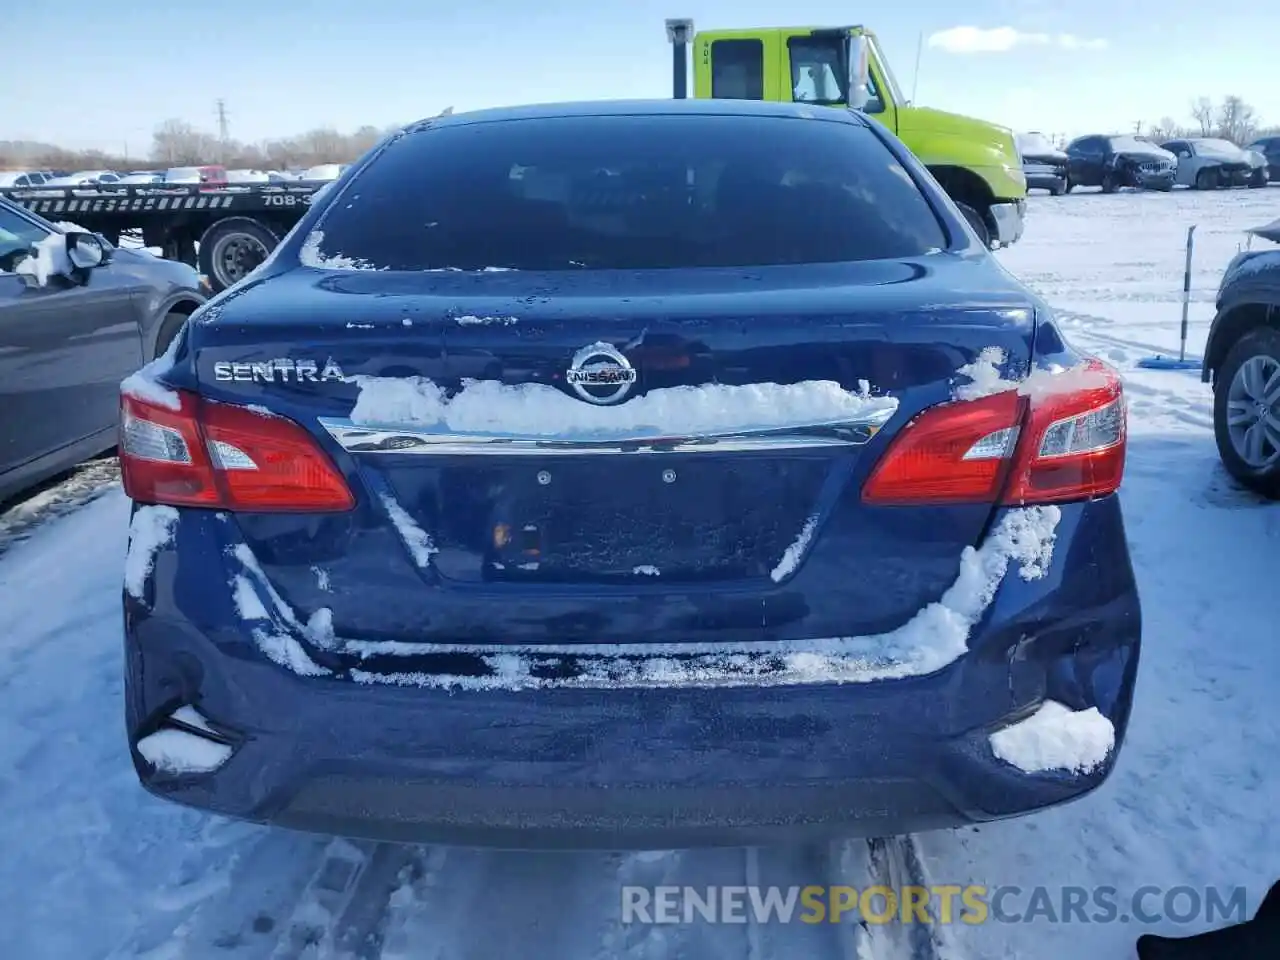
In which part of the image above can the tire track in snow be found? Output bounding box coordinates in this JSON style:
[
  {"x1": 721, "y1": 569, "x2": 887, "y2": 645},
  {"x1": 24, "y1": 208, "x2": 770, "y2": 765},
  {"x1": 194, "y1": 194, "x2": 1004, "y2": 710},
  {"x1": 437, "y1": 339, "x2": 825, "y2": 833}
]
[
  {"x1": 105, "y1": 824, "x2": 945, "y2": 960},
  {"x1": 832, "y1": 836, "x2": 951, "y2": 960},
  {"x1": 106, "y1": 831, "x2": 385, "y2": 960},
  {"x1": 266, "y1": 839, "x2": 415, "y2": 960},
  {"x1": 375, "y1": 842, "x2": 856, "y2": 960}
]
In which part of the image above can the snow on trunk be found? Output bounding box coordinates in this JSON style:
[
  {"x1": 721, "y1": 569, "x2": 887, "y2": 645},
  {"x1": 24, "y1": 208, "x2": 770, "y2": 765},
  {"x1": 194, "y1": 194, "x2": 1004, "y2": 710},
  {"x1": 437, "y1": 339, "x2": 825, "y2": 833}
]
[{"x1": 349, "y1": 374, "x2": 897, "y2": 439}]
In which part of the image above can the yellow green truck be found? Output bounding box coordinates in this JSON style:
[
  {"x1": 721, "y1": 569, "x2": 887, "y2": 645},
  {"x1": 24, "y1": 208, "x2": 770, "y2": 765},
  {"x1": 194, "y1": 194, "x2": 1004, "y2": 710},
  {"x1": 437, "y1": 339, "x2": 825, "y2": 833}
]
[{"x1": 664, "y1": 19, "x2": 1027, "y2": 248}]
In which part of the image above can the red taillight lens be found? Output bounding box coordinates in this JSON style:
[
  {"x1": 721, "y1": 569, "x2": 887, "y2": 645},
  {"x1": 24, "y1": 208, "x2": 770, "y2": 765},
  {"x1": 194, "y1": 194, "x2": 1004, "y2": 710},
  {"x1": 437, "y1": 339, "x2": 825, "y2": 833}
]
[
  {"x1": 862, "y1": 359, "x2": 1126, "y2": 506},
  {"x1": 862, "y1": 391, "x2": 1025, "y2": 505},
  {"x1": 1002, "y1": 360, "x2": 1126, "y2": 505},
  {"x1": 120, "y1": 389, "x2": 355, "y2": 512}
]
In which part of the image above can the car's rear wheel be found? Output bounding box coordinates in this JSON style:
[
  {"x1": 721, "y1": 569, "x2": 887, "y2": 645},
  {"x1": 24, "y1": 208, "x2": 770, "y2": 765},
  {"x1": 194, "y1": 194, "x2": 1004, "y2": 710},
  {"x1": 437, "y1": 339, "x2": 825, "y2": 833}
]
[
  {"x1": 153, "y1": 310, "x2": 190, "y2": 359},
  {"x1": 1195, "y1": 167, "x2": 1219, "y2": 190},
  {"x1": 1049, "y1": 179, "x2": 1066, "y2": 196},
  {"x1": 1101, "y1": 172, "x2": 1118, "y2": 194},
  {"x1": 1214, "y1": 326, "x2": 1280, "y2": 498}
]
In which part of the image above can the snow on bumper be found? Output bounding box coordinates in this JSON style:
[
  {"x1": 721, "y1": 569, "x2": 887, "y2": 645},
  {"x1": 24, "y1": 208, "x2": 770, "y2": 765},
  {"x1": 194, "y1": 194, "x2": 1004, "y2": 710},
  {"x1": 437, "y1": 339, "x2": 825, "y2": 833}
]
[
  {"x1": 121, "y1": 499, "x2": 1140, "y2": 844},
  {"x1": 212, "y1": 505, "x2": 1062, "y2": 691}
]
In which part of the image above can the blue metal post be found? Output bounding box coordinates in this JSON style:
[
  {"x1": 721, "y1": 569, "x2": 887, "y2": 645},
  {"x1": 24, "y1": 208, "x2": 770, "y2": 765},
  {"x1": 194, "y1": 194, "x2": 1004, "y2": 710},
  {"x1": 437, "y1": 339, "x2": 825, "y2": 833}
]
[{"x1": 1179, "y1": 225, "x2": 1196, "y2": 363}]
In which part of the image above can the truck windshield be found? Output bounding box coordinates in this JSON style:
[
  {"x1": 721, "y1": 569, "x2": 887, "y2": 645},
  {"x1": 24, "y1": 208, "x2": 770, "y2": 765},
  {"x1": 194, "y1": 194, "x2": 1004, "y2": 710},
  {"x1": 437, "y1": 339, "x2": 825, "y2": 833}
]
[{"x1": 788, "y1": 37, "x2": 847, "y2": 105}]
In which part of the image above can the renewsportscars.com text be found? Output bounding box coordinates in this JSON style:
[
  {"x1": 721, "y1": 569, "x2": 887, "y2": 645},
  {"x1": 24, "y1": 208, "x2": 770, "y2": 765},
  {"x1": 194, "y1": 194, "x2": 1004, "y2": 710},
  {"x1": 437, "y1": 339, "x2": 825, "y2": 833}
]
[{"x1": 620, "y1": 884, "x2": 1249, "y2": 926}]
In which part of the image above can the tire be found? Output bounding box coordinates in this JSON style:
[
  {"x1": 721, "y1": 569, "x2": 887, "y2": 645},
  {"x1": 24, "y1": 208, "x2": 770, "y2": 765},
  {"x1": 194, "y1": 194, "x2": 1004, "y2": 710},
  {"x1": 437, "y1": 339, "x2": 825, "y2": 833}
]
[
  {"x1": 1195, "y1": 168, "x2": 1218, "y2": 191},
  {"x1": 1213, "y1": 325, "x2": 1280, "y2": 499},
  {"x1": 153, "y1": 310, "x2": 190, "y2": 360},
  {"x1": 955, "y1": 202, "x2": 991, "y2": 247},
  {"x1": 1250, "y1": 169, "x2": 1267, "y2": 188},
  {"x1": 1049, "y1": 179, "x2": 1066, "y2": 197},
  {"x1": 1101, "y1": 172, "x2": 1118, "y2": 194},
  {"x1": 198, "y1": 217, "x2": 280, "y2": 293}
]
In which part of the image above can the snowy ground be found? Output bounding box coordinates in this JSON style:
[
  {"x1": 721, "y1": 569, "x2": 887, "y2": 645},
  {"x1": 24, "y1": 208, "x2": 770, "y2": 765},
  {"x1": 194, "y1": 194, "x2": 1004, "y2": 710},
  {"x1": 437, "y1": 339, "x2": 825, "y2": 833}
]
[{"x1": 1, "y1": 188, "x2": 1277, "y2": 959}]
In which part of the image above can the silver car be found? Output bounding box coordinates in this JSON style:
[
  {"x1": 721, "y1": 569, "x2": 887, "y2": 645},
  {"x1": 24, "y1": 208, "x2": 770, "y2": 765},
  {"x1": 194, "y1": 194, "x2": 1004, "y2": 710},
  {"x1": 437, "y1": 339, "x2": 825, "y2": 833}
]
[{"x1": 1160, "y1": 138, "x2": 1268, "y2": 190}]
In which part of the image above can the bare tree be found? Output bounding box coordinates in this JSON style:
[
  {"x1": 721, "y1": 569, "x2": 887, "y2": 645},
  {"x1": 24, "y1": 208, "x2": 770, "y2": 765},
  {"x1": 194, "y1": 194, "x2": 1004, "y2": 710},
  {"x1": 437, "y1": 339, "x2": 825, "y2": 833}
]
[
  {"x1": 1216, "y1": 95, "x2": 1258, "y2": 144},
  {"x1": 150, "y1": 119, "x2": 203, "y2": 164},
  {"x1": 1191, "y1": 97, "x2": 1215, "y2": 136},
  {"x1": 1146, "y1": 116, "x2": 1184, "y2": 141}
]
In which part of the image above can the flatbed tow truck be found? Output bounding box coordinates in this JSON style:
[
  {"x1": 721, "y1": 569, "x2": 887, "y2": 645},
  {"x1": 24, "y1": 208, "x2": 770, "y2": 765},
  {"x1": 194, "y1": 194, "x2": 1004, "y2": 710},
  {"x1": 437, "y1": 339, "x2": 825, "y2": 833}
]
[
  {"x1": 0, "y1": 179, "x2": 328, "y2": 293},
  {"x1": 665, "y1": 19, "x2": 1027, "y2": 247}
]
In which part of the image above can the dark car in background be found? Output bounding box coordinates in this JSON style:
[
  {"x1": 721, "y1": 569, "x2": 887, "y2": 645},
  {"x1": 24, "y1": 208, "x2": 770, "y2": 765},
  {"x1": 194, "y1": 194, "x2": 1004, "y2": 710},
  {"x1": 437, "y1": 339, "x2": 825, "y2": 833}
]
[
  {"x1": 1016, "y1": 132, "x2": 1068, "y2": 195},
  {"x1": 1244, "y1": 135, "x2": 1280, "y2": 182},
  {"x1": 119, "y1": 99, "x2": 1139, "y2": 849},
  {"x1": 0, "y1": 197, "x2": 205, "y2": 503},
  {"x1": 1065, "y1": 135, "x2": 1177, "y2": 193}
]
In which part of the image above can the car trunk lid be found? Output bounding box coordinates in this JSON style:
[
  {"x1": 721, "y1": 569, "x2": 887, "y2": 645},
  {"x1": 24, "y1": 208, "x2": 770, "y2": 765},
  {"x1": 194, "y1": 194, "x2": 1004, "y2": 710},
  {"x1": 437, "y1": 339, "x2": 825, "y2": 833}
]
[{"x1": 187, "y1": 261, "x2": 1038, "y2": 645}]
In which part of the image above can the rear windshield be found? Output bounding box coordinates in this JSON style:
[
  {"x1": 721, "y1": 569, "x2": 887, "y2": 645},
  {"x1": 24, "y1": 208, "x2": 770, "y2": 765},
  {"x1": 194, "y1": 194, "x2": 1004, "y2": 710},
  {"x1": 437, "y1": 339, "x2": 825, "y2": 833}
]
[
  {"x1": 1108, "y1": 136, "x2": 1162, "y2": 154},
  {"x1": 309, "y1": 114, "x2": 947, "y2": 271}
]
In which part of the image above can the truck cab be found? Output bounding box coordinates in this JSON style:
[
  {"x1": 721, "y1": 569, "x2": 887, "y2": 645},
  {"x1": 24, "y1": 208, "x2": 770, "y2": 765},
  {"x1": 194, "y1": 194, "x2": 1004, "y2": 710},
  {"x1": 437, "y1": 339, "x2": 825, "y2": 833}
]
[{"x1": 665, "y1": 20, "x2": 1027, "y2": 248}]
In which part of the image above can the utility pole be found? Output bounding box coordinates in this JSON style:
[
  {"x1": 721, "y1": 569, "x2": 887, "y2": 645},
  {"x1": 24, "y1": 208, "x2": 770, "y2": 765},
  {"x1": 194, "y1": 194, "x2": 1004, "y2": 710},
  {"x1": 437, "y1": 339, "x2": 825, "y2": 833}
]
[
  {"x1": 215, "y1": 99, "x2": 230, "y2": 162},
  {"x1": 911, "y1": 31, "x2": 923, "y2": 104}
]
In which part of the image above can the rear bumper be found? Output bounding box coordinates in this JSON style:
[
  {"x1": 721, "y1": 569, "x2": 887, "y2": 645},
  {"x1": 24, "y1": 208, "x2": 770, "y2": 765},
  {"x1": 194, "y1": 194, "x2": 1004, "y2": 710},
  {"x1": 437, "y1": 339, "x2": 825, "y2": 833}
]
[
  {"x1": 1025, "y1": 173, "x2": 1064, "y2": 190},
  {"x1": 124, "y1": 498, "x2": 1141, "y2": 849},
  {"x1": 989, "y1": 199, "x2": 1026, "y2": 247}
]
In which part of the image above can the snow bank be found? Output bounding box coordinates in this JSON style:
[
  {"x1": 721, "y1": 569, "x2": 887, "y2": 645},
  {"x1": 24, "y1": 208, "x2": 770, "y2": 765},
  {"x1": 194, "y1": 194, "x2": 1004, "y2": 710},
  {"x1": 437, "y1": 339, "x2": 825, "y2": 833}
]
[
  {"x1": 120, "y1": 331, "x2": 183, "y2": 411},
  {"x1": 954, "y1": 348, "x2": 1113, "y2": 402},
  {"x1": 123, "y1": 506, "x2": 179, "y2": 599},
  {"x1": 13, "y1": 232, "x2": 74, "y2": 287},
  {"x1": 338, "y1": 505, "x2": 1061, "y2": 690},
  {"x1": 136, "y1": 728, "x2": 232, "y2": 775},
  {"x1": 989, "y1": 700, "x2": 1115, "y2": 774},
  {"x1": 350, "y1": 376, "x2": 898, "y2": 440}
]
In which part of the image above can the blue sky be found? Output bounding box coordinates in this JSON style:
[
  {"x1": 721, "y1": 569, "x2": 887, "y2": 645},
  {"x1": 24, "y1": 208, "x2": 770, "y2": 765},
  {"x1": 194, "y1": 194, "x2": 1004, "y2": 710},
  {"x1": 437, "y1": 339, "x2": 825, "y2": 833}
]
[{"x1": 3, "y1": 0, "x2": 1271, "y2": 155}]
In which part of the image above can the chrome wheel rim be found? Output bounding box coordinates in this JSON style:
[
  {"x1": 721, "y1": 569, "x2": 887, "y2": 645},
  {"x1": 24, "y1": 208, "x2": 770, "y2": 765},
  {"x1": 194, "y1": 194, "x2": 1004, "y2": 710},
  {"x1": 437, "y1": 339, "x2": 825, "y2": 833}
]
[{"x1": 1226, "y1": 354, "x2": 1280, "y2": 469}]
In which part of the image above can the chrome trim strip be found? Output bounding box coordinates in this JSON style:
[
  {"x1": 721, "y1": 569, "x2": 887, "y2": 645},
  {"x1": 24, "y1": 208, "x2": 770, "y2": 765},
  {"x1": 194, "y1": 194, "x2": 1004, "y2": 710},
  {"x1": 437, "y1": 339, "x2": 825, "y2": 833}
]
[{"x1": 318, "y1": 402, "x2": 898, "y2": 457}]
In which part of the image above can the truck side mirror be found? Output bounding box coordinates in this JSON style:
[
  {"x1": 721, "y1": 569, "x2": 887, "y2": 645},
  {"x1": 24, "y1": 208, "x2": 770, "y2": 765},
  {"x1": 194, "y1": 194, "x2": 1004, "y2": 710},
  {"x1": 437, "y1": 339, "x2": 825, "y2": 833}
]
[{"x1": 847, "y1": 34, "x2": 870, "y2": 110}]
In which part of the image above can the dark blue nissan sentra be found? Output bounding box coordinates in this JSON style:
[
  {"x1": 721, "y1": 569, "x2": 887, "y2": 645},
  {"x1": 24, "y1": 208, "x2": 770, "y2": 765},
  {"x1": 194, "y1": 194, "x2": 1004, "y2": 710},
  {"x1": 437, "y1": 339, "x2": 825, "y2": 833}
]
[{"x1": 118, "y1": 99, "x2": 1141, "y2": 849}]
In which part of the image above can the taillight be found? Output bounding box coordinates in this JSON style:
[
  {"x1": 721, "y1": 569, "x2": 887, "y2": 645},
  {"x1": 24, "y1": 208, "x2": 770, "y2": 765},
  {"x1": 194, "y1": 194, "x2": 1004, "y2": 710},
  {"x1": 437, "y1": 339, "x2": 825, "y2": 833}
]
[
  {"x1": 862, "y1": 359, "x2": 1126, "y2": 506},
  {"x1": 861, "y1": 391, "x2": 1025, "y2": 505},
  {"x1": 1002, "y1": 360, "x2": 1126, "y2": 505},
  {"x1": 120, "y1": 389, "x2": 355, "y2": 512}
]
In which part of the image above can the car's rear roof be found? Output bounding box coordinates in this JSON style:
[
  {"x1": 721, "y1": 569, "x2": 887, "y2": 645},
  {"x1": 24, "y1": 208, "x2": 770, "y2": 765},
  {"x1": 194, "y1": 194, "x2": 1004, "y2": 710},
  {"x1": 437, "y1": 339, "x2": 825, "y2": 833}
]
[{"x1": 408, "y1": 98, "x2": 871, "y2": 130}]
